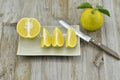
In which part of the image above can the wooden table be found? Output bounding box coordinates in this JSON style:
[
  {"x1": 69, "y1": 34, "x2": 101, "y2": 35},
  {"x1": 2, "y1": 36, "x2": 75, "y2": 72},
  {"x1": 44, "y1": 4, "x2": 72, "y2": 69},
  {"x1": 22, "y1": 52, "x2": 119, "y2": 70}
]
[{"x1": 0, "y1": 0, "x2": 120, "y2": 80}]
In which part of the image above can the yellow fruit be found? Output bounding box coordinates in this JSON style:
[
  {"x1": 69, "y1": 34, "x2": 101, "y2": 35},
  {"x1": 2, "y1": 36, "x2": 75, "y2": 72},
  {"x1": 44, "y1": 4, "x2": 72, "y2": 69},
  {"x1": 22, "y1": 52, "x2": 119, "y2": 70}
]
[
  {"x1": 41, "y1": 28, "x2": 51, "y2": 48},
  {"x1": 17, "y1": 18, "x2": 41, "y2": 38},
  {"x1": 66, "y1": 28, "x2": 77, "y2": 48},
  {"x1": 52, "y1": 27, "x2": 64, "y2": 47},
  {"x1": 80, "y1": 8, "x2": 104, "y2": 31}
]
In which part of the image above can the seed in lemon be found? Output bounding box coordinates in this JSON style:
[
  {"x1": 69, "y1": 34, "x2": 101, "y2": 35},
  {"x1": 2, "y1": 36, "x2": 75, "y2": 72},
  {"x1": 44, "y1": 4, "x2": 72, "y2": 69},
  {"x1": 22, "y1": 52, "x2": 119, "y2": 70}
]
[
  {"x1": 41, "y1": 28, "x2": 51, "y2": 48},
  {"x1": 80, "y1": 8, "x2": 104, "y2": 31},
  {"x1": 17, "y1": 18, "x2": 41, "y2": 38},
  {"x1": 52, "y1": 27, "x2": 64, "y2": 47},
  {"x1": 66, "y1": 28, "x2": 77, "y2": 48}
]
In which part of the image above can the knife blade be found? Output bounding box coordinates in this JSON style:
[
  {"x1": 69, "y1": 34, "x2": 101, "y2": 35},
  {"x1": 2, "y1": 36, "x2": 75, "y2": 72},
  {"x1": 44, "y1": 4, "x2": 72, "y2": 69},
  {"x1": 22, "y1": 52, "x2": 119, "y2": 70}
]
[{"x1": 59, "y1": 20, "x2": 120, "y2": 60}]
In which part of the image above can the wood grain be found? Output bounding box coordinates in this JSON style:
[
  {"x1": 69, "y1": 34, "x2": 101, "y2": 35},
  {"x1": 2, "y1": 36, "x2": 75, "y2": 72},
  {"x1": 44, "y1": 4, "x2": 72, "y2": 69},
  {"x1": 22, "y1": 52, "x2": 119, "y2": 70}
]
[
  {"x1": 0, "y1": 0, "x2": 120, "y2": 80},
  {"x1": 102, "y1": 0, "x2": 120, "y2": 80}
]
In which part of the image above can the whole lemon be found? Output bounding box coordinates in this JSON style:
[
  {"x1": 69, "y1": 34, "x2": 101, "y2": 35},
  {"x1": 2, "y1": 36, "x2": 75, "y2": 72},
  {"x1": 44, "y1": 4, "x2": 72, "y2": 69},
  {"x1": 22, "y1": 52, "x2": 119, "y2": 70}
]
[{"x1": 80, "y1": 8, "x2": 104, "y2": 31}]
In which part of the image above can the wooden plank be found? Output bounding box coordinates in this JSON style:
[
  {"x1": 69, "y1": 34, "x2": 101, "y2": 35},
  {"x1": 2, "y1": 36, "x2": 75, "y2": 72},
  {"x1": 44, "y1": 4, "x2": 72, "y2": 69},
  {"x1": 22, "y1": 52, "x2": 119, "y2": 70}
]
[
  {"x1": 0, "y1": 0, "x2": 4, "y2": 80},
  {"x1": 0, "y1": 0, "x2": 31, "y2": 80},
  {"x1": 0, "y1": 25, "x2": 18, "y2": 80},
  {"x1": 102, "y1": 0, "x2": 120, "y2": 80},
  {"x1": 68, "y1": 0, "x2": 106, "y2": 80},
  {"x1": 15, "y1": 57, "x2": 31, "y2": 80},
  {"x1": 30, "y1": 0, "x2": 51, "y2": 80},
  {"x1": 14, "y1": 0, "x2": 38, "y2": 80},
  {"x1": 30, "y1": 0, "x2": 70, "y2": 80}
]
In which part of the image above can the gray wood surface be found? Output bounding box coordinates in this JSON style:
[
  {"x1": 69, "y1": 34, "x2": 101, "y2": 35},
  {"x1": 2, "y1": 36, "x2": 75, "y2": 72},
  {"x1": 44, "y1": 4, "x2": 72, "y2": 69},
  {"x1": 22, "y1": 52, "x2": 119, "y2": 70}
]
[{"x1": 0, "y1": 0, "x2": 120, "y2": 80}]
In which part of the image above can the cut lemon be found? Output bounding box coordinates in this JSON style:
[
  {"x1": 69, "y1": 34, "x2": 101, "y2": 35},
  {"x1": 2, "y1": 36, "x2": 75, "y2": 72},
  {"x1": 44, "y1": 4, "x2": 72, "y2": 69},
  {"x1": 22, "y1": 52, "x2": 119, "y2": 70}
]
[
  {"x1": 52, "y1": 27, "x2": 64, "y2": 47},
  {"x1": 66, "y1": 28, "x2": 77, "y2": 48},
  {"x1": 41, "y1": 28, "x2": 51, "y2": 48},
  {"x1": 17, "y1": 18, "x2": 41, "y2": 38}
]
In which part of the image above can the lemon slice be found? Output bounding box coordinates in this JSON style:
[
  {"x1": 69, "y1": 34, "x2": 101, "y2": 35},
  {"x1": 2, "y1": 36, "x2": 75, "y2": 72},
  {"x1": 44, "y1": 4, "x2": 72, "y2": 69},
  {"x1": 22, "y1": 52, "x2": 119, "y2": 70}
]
[
  {"x1": 66, "y1": 28, "x2": 77, "y2": 48},
  {"x1": 17, "y1": 18, "x2": 41, "y2": 38},
  {"x1": 52, "y1": 27, "x2": 64, "y2": 47},
  {"x1": 41, "y1": 28, "x2": 51, "y2": 48}
]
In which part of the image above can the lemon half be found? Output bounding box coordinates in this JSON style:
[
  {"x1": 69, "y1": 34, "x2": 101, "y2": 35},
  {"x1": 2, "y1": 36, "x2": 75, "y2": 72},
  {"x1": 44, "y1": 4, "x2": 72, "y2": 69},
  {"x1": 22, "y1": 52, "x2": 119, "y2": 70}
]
[{"x1": 17, "y1": 18, "x2": 41, "y2": 38}]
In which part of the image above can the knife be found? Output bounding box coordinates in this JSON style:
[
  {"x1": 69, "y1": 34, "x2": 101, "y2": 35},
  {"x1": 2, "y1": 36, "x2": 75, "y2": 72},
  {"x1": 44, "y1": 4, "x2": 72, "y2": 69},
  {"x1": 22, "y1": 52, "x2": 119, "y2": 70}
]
[{"x1": 59, "y1": 20, "x2": 120, "y2": 60}]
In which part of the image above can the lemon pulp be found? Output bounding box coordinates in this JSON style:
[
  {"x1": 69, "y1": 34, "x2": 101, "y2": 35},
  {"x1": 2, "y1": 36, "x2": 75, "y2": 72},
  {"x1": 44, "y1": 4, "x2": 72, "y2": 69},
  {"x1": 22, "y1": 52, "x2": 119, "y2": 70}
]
[
  {"x1": 41, "y1": 28, "x2": 51, "y2": 48},
  {"x1": 66, "y1": 28, "x2": 77, "y2": 48},
  {"x1": 17, "y1": 18, "x2": 41, "y2": 38},
  {"x1": 52, "y1": 27, "x2": 64, "y2": 47}
]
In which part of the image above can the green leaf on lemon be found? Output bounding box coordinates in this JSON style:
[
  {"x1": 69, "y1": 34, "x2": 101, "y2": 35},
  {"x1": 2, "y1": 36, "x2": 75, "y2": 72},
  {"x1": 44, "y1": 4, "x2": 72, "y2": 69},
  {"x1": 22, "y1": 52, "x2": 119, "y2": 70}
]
[
  {"x1": 96, "y1": 5, "x2": 103, "y2": 9},
  {"x1": 77, "y1": 2, "x2": 93, "y2": 9},
  {"x1": 96, "y1": 5, "x2": 110, "y2": 17}
]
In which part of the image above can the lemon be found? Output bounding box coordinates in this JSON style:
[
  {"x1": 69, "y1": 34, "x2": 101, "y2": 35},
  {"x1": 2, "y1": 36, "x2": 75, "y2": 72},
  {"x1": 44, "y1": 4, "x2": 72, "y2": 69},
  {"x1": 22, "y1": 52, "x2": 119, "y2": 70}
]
[
  {"x1": 80, "y1": 8, "x2": 104, "y2": 31},
  {"x1": 66, "y1": 28, "x2": 77, "y2": 48},
  {"x1": 52, "y1": 27, "x2": 64, "y2": 47},
  {"x1": 17, "y1": 18, "x2": 41, "y2": 38},
  {"x1": 41, "y1": 28, "x2": 51, "y2": 48}
]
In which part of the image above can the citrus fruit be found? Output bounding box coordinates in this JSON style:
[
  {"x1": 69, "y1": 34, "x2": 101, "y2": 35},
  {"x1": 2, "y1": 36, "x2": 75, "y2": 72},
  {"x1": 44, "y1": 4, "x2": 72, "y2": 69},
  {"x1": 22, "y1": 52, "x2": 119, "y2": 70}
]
[
  {"x1": 66, "y1": 28, "x2": 77, "y2": 48},
  {"x1": 52, "y1": 27, "x2": 64, "y2": 47},
  {"x1": 80, "y1": 8, "x2": 104, "y2": 31},
  {"x1": 40, "y1": 28, "x2": 51, "y2": 48},
  {"x1": 17, "y1": 18, "x2": 41, "y2": 38}
]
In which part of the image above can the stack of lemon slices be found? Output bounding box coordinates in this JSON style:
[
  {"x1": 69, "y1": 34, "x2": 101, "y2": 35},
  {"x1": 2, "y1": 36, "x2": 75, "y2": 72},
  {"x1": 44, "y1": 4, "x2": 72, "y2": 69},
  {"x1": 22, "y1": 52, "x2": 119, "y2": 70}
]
[{"x1": 17, "y1": 18, "x2": 77, "y2": 48}]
